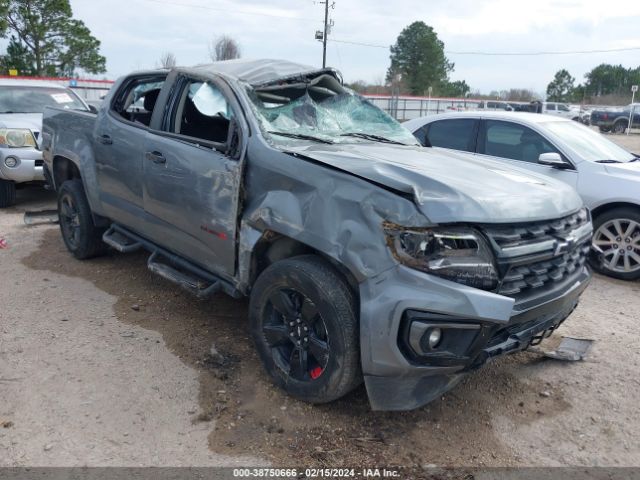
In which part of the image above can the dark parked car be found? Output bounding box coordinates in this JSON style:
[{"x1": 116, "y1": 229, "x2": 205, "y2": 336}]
[{"x1": 591, "y1": 103, "x2": 640, "y2": 133}]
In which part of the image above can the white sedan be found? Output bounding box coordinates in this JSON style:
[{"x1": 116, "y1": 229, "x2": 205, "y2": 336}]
[{"x1": 404, "y1": 111, "x2": 640, "y2": 280}]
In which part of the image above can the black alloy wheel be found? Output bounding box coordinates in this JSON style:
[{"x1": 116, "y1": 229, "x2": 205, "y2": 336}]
[{"x1": 263, "y1": 288, "x2": 329, "y2": 381}]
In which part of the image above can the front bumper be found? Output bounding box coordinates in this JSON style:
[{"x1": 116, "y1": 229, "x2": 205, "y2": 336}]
[
  {"x1": 359, "y1": 264, "x2": 591, "y2": 411},
  {"x1": 0, "y1": 147, "x2": 45, "y2": 183}
]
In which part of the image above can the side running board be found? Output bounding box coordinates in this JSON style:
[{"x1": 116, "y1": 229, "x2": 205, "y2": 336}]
[
  {"x1": 102, "y1": 226, "x2": 142, "y2": 253},
  {"x1": 101, "y1": 223, "x2": 240, "y2": 299},
  {"x1": 147, "y1": 251, "x2": 221, "y2": 298}
]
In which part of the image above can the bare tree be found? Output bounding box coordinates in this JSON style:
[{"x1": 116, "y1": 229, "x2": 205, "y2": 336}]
[
  {"x1": 158, "y1": 52, "x2": 177, "y2": 69},
  {"x1": 209, "y1": 35, "x2": 241, "y2": 62}
]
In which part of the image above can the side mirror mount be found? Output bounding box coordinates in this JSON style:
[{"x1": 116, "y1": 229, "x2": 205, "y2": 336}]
[{"x1": 538, "y1": 152, "x2": 570, "y2": 169}]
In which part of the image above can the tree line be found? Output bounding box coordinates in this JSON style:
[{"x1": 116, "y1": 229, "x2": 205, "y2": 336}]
[
  {"x1": 0, "y1": 0, "x2": 241, "y2": 77},
  {"x1": 547, "y1": 65, "x2": 640, "y2": 104}
]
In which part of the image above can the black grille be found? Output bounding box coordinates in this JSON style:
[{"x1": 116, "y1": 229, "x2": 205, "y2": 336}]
[
  {"x1": 483, "y1": 209, "x2": 592, "y2": 298},
  {"x1": 486, "y1": 209, "x2": 589, "y2": 249},
  {"x1": 498, "y1": 240, "x2": 590, "y2": 296},
  {"x1": 35, "y1": 160, "x2": 44, "y2": 167}
]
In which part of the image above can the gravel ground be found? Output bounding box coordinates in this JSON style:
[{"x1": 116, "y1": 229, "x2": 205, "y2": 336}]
[{"x1": 1, "y1": 133, "x2": 639, "y2": 468}]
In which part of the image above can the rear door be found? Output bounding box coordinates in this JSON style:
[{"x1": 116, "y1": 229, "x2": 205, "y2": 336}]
[
  {"x1": 141, "y1": 74, "x2": 246, "y2": 280},
  {"x1": 93, "y1": 73, "x2": 166, "y2": 228},
  {"x1": 476, "y1": 119, "x2": 578, "y2": 188},
  {"x1": 420, "y1": 118, "x2": 479, "y2": 152}
]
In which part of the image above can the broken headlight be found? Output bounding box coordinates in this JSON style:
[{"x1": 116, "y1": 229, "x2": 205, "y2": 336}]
[{"x1": 385, "y1": 226, "x2": 499, "y2": 290}]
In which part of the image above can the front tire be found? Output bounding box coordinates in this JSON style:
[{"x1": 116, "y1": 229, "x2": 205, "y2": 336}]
[
  {"x1": 57, "y1": 179, "x2": 106, "y2": 259},
  {"x1": 249, "y1": 255, "x2": 361, "y2": 404},
  {"x1": 590, "y1": 207, "x2": 640, "y2": 281},
  {"x1": 0, "y1": 179, "x2": 16, "y2": 208}
]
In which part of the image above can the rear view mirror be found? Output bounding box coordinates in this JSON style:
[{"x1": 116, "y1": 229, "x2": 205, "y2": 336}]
[
  {"x1": 538, "y1": 152, "x2": 570, "y2": 169},
  {"x1": 88, "y1": 104, "x2": 98, "y2": 114}
]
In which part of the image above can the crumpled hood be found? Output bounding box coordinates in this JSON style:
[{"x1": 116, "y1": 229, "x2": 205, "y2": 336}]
[
  {"x1": 0, "y1": 113, "x2": 43, "y2": 132},
  {"x1": 285, "y1": 143, "x2": 583, "y2": 224}
]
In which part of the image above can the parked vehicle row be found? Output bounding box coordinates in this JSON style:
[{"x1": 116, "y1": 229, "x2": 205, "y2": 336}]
[
  {"x1": 476, "y1": 100, "x2": 591, "y2": 125},
  {"x1": 41, "y1": 59, "x2": 592, "y2": 410},
  {"x1": 405, "y1": 111, "x2": 640, "y2": 280},
  {"x1": 0, "y1": 79, "x2": 92, "y2": 207}
]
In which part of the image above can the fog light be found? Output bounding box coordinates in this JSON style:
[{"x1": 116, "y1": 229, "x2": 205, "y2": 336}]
[
  {"x1": 428, "y1": 328, "x2": 442, "y2": 349},
  {"x1": 4, "y1": 156, "x2": 19, "y2": 168}
]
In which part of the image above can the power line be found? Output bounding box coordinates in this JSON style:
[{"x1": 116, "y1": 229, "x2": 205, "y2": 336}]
[
  {"x1": 139, "y1": 0, "x2": 319, "y2": 22},
  {"x1": 330, "y1": 39, "x2": 640, "y2": 56}
]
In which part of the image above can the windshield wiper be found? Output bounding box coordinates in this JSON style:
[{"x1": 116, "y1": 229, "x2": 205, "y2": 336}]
[
  {"x1": 340, "y1": 132, "x2": 405, "y2": 145},
  {"x1": 594, "y1": 159, "x2": 622, "y2": 164},
  {"x1": 267, "y1": 131, "x2": 333, "y2": 144}
]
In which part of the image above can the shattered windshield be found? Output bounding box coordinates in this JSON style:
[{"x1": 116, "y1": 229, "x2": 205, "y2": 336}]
[{"x1": 247, "y1": 74, "x2": 419, "y2": 146}]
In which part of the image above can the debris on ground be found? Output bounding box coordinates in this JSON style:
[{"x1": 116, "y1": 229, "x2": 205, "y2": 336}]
[
  {"x1": 533, "y1": 337, "x2": 594, "y2": 361},
  {"x1": 23, "y1": 210, "x2": 59, "y2": 225},
  {"x1": 0, "y1": 238, "x2": 7, "y2": 249}
]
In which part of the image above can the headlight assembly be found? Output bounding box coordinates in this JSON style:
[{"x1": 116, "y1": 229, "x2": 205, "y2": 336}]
[
  {"x1": 385, "y1": 225, "x2": 499, "y2": 290},
  {"x1": 0, "y1": 129, "x2": 37, "y2": 148}
]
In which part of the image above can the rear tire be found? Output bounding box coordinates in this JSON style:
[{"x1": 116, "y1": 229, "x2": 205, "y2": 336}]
[
  {"x1": 57, "y1": 179, "x2": 107, "y2": 259},
  {"x1": 613, "y1": 121, "x2": 627, "y2": 134},
  {"x1": 249, "y1": 255, "x2": 361, "y2": 404},
  {"x1": 590, "y1": 207, "x2": 640, "y2": 281},
  {"x1": 0, "y1": 179, "x2": 16, "y2": 208}
]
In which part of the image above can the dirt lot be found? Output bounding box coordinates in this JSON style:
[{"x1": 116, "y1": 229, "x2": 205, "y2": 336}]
[{"x1": 1, "y1": 133, "x2": 639, "y2": 469}]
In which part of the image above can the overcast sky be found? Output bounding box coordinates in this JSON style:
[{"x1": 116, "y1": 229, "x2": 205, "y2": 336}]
[{"x1": 63, "y1": 0, "x2": 640, "y2": 95}]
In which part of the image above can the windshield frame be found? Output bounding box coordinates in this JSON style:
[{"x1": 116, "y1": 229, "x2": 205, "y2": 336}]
[
  {"x1": 244, "y1": 78, "x2": 419, "y2": 147},
  {"x1": 541, "y1": 120, "x2": 636, "y2": 163},
  {"x1": 0, "y1": 85, "x2": 88, "y2": 114}
]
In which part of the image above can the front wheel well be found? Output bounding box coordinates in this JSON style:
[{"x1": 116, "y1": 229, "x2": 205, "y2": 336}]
[
  {"x1": 249, "y1": 232, "x2": 359, "y2": 300},
  {"x1": 52, "y1": 156, "x2": 81, "y2": 190},
  {"x1": 591, "y1": 202, "x2": 640, "y2": 222}
]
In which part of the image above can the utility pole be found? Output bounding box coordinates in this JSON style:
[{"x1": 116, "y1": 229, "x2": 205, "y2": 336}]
[
  {"x1": 315, "y1": 1, "x2": 334, "y2": 68},
  {"x1": 322, "y1": 0, "x2": 329, "y2": 68}
]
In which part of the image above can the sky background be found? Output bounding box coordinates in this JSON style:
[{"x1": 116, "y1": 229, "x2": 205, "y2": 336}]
[{"x1": 49, "y1": 0, "x2": 640, "y2": 95}]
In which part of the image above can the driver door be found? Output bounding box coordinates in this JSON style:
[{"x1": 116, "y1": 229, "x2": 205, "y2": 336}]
[{"x1": 142, "y1": 75, "x2": 245, "y2": 280}]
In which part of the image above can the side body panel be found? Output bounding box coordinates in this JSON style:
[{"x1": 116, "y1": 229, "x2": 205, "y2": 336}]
[{"x1": 41, "y1": 108, "x2": 105, "y2": 216}]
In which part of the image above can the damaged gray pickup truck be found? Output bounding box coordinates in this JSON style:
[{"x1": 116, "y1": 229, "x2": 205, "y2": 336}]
[{"x1": 41, "y1": 59, "x2": 592, "y2": 410}]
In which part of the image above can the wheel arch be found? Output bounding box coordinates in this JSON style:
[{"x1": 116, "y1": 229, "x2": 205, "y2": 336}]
[
  {"x1": 52, "y1": 155, "x2": 109, "y2": 227},
  {"x1": 247, "y1": 230, "x2": 360, "y2": 302},
  {"x1": 591, "y1": 202, "x2": 640, "y2": 221},
  {"x1": 52, "y1": 155, "x2": 82, "y2": 190}
]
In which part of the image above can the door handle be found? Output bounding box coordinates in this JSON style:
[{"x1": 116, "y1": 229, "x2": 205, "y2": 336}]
[
  {"x1": 98, "y1": 134, "x2": 112, "y2": 145},
  {"x1": 145, "y1": 151, "x2": 166, "y2": 164}
]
